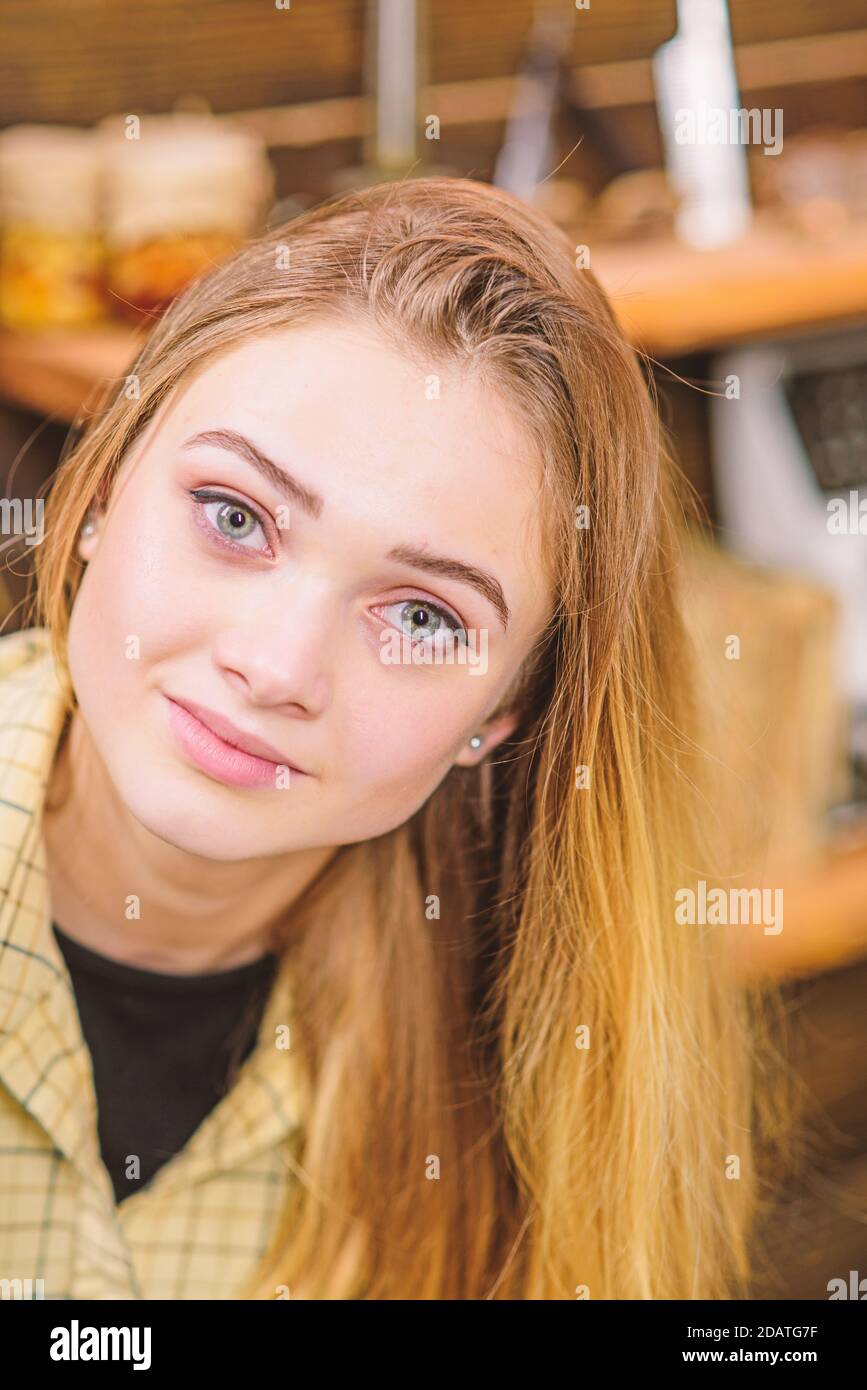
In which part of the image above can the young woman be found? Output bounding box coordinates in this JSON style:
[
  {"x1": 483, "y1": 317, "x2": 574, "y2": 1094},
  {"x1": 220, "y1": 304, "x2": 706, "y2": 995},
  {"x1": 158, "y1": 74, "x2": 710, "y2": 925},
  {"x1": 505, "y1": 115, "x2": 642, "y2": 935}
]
[{"x1": 0, "y1": 176, "x2": 791, "y2": 1299}]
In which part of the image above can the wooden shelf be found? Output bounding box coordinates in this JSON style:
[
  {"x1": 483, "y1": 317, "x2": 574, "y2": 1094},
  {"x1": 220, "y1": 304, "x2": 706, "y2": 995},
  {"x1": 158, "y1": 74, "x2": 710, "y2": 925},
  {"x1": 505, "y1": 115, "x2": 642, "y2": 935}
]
[
  {"x1": 590, "y1": 212, "x2": 867, "y2": 357},
  {"x1": 2, "y1": 213, "x2": 867, "y2": 422},
  {"x1": 0, "y1": 323, "x2": 143, "y2": 422}
]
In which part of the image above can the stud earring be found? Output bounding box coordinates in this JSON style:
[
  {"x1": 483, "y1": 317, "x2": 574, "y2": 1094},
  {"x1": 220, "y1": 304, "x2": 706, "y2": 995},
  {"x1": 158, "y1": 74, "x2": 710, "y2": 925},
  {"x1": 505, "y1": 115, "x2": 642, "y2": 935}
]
[{"x1": 469, "y1": 735, "x2": 483, "y2": 749}]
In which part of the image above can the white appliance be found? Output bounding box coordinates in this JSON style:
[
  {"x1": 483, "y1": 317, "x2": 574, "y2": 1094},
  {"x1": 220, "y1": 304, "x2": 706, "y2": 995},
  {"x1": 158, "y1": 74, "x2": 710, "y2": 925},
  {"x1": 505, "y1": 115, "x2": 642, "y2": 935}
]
[{"x1": 711, "y1": 324, "x2": 867, "y2": 800}]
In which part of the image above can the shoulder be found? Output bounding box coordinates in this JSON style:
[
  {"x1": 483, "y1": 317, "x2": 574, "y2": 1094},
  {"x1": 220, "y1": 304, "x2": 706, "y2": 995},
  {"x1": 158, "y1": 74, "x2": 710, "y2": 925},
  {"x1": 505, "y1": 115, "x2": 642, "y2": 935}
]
[
  {"x1": 0, "y1": 625, "x2": 66, "y2": 747},
  {"x1": 0, "y1": 624, "x2": 52, "y2": 676}
]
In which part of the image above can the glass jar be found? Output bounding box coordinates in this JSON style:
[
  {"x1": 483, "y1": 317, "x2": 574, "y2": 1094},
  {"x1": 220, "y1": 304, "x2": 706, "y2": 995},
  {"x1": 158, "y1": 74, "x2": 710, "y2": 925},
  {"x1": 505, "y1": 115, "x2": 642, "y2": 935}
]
[
  {"x1": 0, "y1": 125, "x2": 106, "y2": 329},
  {"x1": 98, "y1": 113, "x2": 274, "y2": 321}
]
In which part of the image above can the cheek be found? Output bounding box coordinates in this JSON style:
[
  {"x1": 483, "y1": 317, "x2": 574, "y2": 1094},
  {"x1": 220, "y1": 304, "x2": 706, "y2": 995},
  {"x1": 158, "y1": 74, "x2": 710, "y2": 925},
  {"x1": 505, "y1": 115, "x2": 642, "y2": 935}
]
[
  {"x1": 69, "y1": 498, "x2": 206, "y2": 671},
  {"x1": 339, "y1": 679, "x2": 479, "y2": 801}
]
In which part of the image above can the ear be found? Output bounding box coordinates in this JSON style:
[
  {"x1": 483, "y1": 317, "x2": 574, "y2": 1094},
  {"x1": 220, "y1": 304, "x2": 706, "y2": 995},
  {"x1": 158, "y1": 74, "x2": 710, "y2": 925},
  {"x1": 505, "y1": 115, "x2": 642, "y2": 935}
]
[
  {"x1": 76, "y1": 507, "x2": 105, "y2": 564},
  {"x1": 453, "y1": 710, "x2": 520, "y2": 768}
]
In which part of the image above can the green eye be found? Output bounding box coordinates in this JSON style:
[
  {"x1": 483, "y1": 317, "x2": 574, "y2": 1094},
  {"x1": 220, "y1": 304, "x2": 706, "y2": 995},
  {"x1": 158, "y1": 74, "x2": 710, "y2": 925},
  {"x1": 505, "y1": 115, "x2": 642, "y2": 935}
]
[
  {"x1": 388, "y1": 599, "x2": 467, "y2": 646},
  {"x1": 402, "y1": 601, "x2": 441, "y2": 639},
  {"x1": 190, "y1": 489, "x2": 269, "y2": 552},
  {"x1": 215, "y1": 501, "x2": 256, "y2": 541}
]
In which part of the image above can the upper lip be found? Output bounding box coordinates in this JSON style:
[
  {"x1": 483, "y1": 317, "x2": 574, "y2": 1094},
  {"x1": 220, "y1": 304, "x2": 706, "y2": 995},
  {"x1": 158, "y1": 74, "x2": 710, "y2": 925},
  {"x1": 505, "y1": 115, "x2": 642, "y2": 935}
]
[{"x1": 167, "y1": 695, "x2": 310, "y2": 772}]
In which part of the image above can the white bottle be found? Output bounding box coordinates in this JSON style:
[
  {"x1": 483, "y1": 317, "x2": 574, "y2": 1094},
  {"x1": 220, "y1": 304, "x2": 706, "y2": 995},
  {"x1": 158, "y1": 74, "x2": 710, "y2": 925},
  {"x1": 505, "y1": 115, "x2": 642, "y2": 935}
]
[{"x1": 653, "y1": 0, "x2": 752, "y2": 249}]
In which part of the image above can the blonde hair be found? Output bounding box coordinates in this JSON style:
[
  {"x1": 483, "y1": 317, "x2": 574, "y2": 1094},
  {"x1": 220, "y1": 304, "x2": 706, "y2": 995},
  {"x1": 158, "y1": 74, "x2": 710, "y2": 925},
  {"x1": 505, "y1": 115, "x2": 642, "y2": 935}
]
[{"x1": 28, "y1": 177, "x2": 796, "y2": 1298}]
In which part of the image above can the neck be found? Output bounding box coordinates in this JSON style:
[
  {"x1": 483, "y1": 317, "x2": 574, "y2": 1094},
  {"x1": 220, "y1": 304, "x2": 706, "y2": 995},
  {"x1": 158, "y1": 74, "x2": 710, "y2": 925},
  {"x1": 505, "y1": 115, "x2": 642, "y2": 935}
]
[{"x1": 42, "y1": 706, "x2": 338, "y2": 974}]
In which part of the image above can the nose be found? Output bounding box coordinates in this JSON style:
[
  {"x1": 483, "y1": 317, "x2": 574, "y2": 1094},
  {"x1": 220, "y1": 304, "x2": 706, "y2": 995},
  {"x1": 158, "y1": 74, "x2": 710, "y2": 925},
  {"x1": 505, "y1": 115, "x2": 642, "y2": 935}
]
[{"x1": 211, "y1": 587, "x2": 333, "y2": 716}]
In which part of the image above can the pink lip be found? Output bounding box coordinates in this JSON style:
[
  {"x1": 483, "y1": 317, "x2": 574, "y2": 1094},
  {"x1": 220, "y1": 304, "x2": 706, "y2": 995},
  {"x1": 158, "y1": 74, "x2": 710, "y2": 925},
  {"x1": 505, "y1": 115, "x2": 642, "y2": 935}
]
[{"x1": 163, "y1": 695, "x2": 310, "y2": 789}]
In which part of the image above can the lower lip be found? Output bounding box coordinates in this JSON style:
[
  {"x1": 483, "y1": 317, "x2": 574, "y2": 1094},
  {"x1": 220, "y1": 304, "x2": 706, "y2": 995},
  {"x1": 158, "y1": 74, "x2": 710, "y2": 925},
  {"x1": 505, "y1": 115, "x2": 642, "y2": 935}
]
[{"x1": 164, "y1": 697, "x2": 304, "y2": 789}]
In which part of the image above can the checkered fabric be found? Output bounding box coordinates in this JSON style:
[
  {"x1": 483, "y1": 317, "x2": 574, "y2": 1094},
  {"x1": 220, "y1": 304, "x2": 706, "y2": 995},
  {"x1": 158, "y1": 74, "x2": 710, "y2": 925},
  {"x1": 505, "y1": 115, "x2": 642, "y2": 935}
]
[{"x1": 0, "y1": 627, "x2": 303, "y2": 1299}]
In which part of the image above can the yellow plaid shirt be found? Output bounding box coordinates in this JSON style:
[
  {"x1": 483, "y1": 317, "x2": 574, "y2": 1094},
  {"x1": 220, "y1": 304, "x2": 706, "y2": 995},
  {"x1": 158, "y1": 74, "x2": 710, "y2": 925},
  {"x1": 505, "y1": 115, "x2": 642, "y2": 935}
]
[{"x1": 0, "y1": 626, "x2": 304, "y2": 1299}]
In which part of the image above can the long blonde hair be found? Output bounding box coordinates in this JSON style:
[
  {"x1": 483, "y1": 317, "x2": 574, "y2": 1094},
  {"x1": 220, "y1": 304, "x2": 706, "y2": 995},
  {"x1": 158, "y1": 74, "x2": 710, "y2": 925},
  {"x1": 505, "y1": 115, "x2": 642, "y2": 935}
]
[{"x1": 28, "y1": 177, "x2": 796, "y2": 1298}]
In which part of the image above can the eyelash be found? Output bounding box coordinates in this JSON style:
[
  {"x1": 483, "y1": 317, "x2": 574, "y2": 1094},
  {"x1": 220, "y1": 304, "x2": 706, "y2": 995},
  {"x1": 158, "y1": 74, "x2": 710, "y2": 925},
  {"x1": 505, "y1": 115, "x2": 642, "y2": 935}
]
[
  {"x1": 382, "y1": 598, "x2": 467, "y2": 646},
  {"x1": 189, "y1": 488, "x2": 468, "y2": 646},
  {"x1": 189, "y1": 488, "x2": 273, "y2": 555}
]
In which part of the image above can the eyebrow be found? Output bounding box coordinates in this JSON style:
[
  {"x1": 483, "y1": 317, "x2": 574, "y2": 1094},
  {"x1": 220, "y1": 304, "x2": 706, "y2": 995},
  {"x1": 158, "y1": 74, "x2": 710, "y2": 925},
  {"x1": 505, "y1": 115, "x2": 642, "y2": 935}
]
[
  {"x1": 183, "y1": 428, "x2": 325, "y2": 519},
  {"x1": 181, "y1": 428, "x2": 512, "y2": 630}
]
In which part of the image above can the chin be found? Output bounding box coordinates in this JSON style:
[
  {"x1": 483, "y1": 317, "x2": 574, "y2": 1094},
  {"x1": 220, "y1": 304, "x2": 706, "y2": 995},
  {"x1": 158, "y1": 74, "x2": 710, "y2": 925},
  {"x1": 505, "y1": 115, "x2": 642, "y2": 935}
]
[
  {"x1": 122, "y1": 770, "x2": 321, "y2": 862},
  {"x1": 111, "y1": 768, "x2": 239, "y2": 859}
]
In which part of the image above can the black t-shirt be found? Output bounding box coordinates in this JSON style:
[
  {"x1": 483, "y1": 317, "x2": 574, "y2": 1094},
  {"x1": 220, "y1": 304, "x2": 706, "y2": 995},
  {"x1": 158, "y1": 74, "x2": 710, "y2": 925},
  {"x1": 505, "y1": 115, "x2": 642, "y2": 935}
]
[{"x1": 52, "y1": 922, "x2": 279, "y2": 1206}]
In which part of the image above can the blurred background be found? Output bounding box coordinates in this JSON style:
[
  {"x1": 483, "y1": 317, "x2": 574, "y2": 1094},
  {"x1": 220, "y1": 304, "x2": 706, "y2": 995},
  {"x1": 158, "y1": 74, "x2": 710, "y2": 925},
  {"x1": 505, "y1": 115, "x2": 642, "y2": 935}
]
[{"x1": 1, "y1": 0, "x2": 866, "y2": 1299}]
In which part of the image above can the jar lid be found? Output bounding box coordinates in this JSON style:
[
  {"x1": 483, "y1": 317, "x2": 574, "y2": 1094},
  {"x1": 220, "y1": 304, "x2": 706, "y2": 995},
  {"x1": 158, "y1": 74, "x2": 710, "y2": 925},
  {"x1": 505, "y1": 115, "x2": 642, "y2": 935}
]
[
  {"x1": 97, "y1": 113, "x2": 274, "y2": 246},
  {"x1": 0, "y1": 125, "x2": 103, "y2": 233}
]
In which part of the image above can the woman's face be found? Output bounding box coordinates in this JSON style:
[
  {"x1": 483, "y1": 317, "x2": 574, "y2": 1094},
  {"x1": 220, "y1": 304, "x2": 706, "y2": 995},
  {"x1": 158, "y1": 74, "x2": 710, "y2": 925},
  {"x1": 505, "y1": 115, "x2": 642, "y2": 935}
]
[{"x1": 70, "y1": 317, "x2": 556, "y2": 861}]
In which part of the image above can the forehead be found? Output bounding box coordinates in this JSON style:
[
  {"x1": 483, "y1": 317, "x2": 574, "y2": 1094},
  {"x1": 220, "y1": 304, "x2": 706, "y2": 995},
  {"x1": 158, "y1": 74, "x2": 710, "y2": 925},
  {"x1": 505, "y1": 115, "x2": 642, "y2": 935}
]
[
  {"x1": 143, "y1": 319, "x2": 557, "y2": 625},
  {"x1": 175, "y1": 318, "x2": 532, "y2": 465}
]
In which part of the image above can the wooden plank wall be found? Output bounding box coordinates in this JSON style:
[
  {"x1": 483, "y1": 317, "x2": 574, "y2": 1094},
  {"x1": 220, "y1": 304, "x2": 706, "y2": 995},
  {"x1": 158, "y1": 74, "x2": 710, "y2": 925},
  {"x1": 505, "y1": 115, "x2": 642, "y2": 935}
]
[
  {"x1": 1, "y1": 1, "x2": 678, "y2": 125},
  {"x1": 2, "y1": 0, "x2": 866, "y2": 133},
  {"x1": 2, "y1": 1, "x2": 865, "y2": 197}
]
